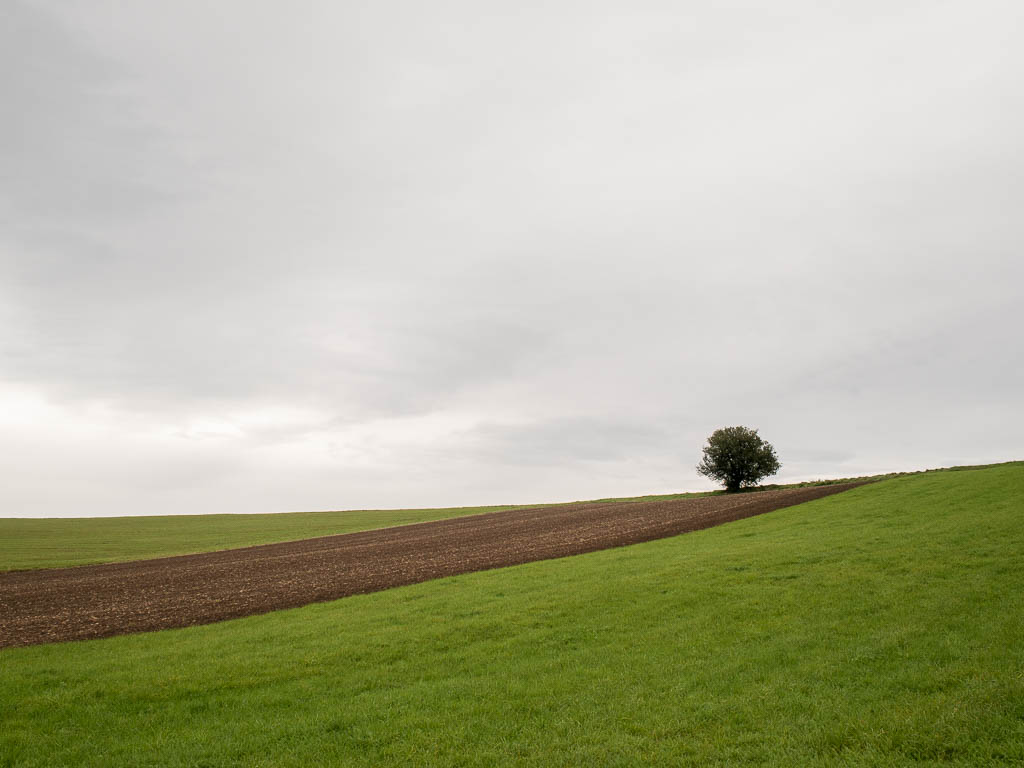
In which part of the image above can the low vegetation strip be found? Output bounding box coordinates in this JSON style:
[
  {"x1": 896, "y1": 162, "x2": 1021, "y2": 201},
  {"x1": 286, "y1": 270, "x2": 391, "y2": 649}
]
[
  {"x1": 0, "y1": 504, "x2": 533, "y2": 572},
  {"x1": 0, "y1": 483, "x2": 861, "y2": 648},
  {"x1": 3, "y1": 465, "x2": 984, "y2": 572}
]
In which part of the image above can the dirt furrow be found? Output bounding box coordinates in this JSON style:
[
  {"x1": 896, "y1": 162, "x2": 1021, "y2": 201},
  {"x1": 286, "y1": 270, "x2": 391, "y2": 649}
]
[{"x1": 0, "y1": 483, "x2": 863, "y2": 648}]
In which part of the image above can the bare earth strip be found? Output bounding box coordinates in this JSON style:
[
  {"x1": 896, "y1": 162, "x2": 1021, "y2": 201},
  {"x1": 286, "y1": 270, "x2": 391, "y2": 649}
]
[{"x1": 0, "y1": 484, "x2": 864, "y2": 648}]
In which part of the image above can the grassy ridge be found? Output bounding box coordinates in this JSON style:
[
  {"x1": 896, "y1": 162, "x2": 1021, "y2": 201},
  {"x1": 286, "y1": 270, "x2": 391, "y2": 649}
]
[
  {"x1": 0, "y1": 495, "x2": 721, "y2": 572},
  {"x1": 1, "y1": 463, "x2": 1022, "y2": 766},
  {"x1": 0, "y1": 504, "x2": 530, "y2": 571},
  {"x1": 3, "y1": 463, "x2": 1011, "y2": 572}
]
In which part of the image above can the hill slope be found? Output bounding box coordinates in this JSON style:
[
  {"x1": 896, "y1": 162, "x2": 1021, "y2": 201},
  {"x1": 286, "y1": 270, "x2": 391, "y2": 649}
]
[
  {"x1": 1, "y1": 463, "x2": 1022, "y2": 766},
  {"x1": 1, "y1": 484, "x2": 857, "y2": 647},
  {"x1": 0, "y1": 475, "x2": 877, "y2": 571},
  {"x1": 0, "y1": 503, "x2": 530, "y2": 571}
]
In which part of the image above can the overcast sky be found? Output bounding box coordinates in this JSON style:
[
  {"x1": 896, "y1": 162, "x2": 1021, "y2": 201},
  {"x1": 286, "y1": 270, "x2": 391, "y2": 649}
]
[{"x1": 2, "y1": 1, "x2": 1022, "y2": 517}]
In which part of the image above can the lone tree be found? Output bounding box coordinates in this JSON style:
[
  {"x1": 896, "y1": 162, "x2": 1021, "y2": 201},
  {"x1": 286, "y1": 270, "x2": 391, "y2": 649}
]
[{"x1": 697, "y1": 426, "x2": 780, "y2": 492}]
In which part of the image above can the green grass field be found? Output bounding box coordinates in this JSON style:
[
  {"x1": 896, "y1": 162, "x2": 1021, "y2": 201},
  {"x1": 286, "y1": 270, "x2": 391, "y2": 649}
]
[{"x1": 1, "y1": 463, "x2": 1021, "y2": 766}]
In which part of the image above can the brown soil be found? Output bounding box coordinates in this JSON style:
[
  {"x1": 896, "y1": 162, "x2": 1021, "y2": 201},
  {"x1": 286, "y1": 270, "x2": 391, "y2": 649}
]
[{"x1": 0, "y1": 483, "x2": 864, "y2": 648}]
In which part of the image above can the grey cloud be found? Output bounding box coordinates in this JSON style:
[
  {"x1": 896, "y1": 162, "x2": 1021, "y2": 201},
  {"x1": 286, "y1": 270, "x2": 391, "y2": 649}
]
[
  {"x1": 459, "y1": 418, "x2": 674, "y2": 467},
  {"x1": 0, "y1": 2, "x2": 196, "y2": 227},
  {"x1": 1, "y1": 1, "x2": 1022, "y2": 515}
]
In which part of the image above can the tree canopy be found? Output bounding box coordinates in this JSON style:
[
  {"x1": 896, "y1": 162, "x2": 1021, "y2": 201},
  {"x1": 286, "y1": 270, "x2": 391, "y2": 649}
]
[{"x1": 696, "y1": 426, "x2": 780, "y2": 492}]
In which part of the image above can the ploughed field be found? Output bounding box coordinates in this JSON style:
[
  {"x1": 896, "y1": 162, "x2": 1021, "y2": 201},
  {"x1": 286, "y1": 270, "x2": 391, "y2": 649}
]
[{"x1": 0, "y1": 483, "x2": 861, "y2": 648}]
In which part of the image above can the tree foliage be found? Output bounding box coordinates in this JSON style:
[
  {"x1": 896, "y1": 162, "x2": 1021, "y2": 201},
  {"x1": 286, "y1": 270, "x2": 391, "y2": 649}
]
[{"x1": 696, "y1": 426, "x2": 781, "y2": 492}]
